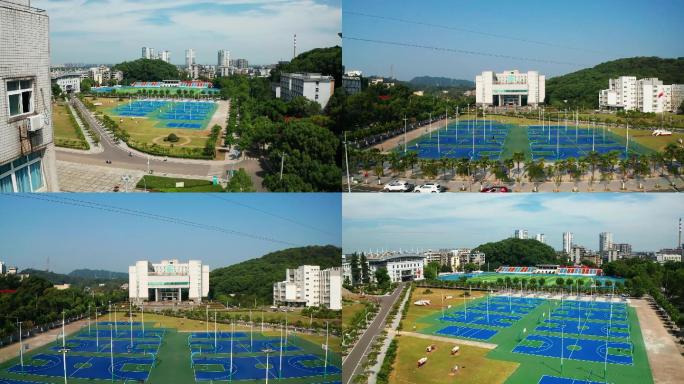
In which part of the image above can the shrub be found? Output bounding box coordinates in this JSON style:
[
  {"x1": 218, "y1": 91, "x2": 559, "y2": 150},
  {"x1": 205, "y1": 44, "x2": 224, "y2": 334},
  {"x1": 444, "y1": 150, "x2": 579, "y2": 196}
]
[{"x1": 166, "y1": 133, "x2": 179, "y2": 142}]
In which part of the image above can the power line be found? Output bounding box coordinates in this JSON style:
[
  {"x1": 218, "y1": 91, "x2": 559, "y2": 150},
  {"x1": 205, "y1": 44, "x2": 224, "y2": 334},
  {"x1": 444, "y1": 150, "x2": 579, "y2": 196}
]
[
  {"x1": 0, "y1": 194, "x2": 300, "y2": 247},
  {"x1": 206, "y1": 195, "x2": 338, "y2": 238},
  {"x1": 342, "y1": 35, "x2": 585, "y2": 67},
  {"x1": 344, "y1": 10, "x2": 610, "y2": 55}
]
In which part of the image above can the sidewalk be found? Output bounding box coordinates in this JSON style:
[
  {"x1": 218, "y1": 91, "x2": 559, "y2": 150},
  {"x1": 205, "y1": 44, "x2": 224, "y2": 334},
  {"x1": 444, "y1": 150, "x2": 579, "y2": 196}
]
[{"x1": 0, "y1": 319, "x2": 88, "y2": 364}]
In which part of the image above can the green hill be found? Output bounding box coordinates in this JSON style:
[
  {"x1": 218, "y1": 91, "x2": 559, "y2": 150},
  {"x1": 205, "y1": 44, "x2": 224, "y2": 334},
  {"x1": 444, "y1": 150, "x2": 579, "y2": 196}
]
[
  {"x1": 210, "y1": 245, "x2": 341, "y2": 306},
  {"x1": 113, "y1": 58, "x2": 182, "y2": 84},
  {"x1": 20, "y1": 268, "x2": 126, "y2": 285},
  {"x1": 474, "y1": 238, "x2": 560, "y2": 270},
  {"x1": 69, "y1": 269, "x2": 128, "y2": 280},
  {"x1": 409, "y1": 76, "x2": 474, "y2": 88},
  {"x1": 546, "y1": 56, "x2": 684, "y2": 108},
  {"x1": 271, "y1": 46, "x2": 342, "y2": 87}
]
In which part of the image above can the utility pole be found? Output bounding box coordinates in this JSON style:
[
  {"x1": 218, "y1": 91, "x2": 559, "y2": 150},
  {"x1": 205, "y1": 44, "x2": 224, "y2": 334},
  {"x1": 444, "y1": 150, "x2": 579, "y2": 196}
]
[
  {"x1": 344, "y1": 131, "x2": 351, "y2": 193},
  {"x1": 403, "y1": 115, "x2": 408, "y2": 153},
  {"x1": 279, "y1": 153, "x2": 286, "y2": 181}
]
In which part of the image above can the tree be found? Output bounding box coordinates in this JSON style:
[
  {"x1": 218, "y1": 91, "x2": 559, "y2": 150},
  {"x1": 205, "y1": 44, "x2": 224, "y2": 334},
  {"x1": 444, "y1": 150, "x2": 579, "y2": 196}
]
[
  {"x1": 361, "y1": 253, "x2": 370, "y2": 285},
  {"x1": 51, "y1": 82, "x2": 62, "y2": 98},
  {"x1": 375, "y1": 268, "x2": 391, "y2": 291},
  {"x1": 225, "y1": 168, "x2": 255, "y2": 192},
  {"x1": 424, "y1": 261, "x2": 441, "y2": 280},
  {"x1": 113, "y1": 58, "x2": 181, "y2": 84},
  {"x1": 556, "y1": 277, "x2": 565, "y2": 287},
  {"x1": 81, "y1": 78, "x2": 95, "y2": 93},
  {"x1": 350, "y1": 253, "x2": 360, "y2": 286}
]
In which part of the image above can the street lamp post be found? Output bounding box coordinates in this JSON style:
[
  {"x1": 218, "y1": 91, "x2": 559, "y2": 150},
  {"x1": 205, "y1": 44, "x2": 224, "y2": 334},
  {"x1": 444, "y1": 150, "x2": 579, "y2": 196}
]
[
  {"x1": 58, "y1": 347, "x2": 70, "y2": 384},
  {"x1": 262, "y1": 348, "x2": 274, "y2": 384}
]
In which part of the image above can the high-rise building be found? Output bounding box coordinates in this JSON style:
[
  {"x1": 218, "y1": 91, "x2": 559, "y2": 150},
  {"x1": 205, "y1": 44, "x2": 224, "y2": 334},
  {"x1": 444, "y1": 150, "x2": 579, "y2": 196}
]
[
  {"x1": 217, "y1": 49, "x2": 230, "y2": 68},
  {"x1": 0, "y1": 261, "x2": 6, "y2": 275},
  {"x1": 599, "y1": 232, "x2": 613, "y2": 254},
  {"x1": 128, "y1": 259, "x2": 209, "y2": 303},
  {"x1": 272, "y1": 265, "x2": 341, "y2": 310},
  {"x1": 614, "y1": 243, "x2": 632, "y2": 258},
  {"x1": 158, "y1": 50, "x2": 171, "y2": 63},
  {"x1": 0, "y1": 0, "x2": 59, "y2": 192},
  {"x1": 535, "y1": 233, "x2": 545, "y2": 243},
  {"x1": 185, "y1": 49, "x2": 195, "y2": 67},
  {"x1": 514, "y1": 229, "x2": 529, "y2": 239},
  {"x1": 142, "y1": 46, "x2": 151, "y2": 59},
  {"x1": 562, "y1": 232, "x2": 573, "y2": 254},
  {"x1": 476, "y1": 70, "x2": 545, "y2": 107},
  {"x1": 599, "y1": 76, "x2": 683, "y2": 113}
]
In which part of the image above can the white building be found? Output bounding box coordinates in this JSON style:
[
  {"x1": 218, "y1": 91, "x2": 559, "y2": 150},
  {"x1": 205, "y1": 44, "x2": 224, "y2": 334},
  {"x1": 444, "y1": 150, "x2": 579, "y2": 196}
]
[
  {"x1": 476, "y1": 70, "x2": 545, "y2": 107},
  {"x1": 599, "y1": 76, "x2": 683, "y2": 113},
  {"x1": 128, "y1": 259, "x2": 209, "y2": 303},
  {"x1": 279, "y1": 73, "x2": 335, "y2": 108},
  {"x1": 342, "y1": 71, "x2": 362, "y2": 95},
  {"x1": 53, "y1": 73, "x2": 81, "y2": 94},
  {"x1": 0, "y1": 261, "x2": 6, "y2": 275},
  {"x1": 514, "y1": 229, "x2": 529, "y2": 239},
  {"x1": 535, "y1": 233, "x2": 545, "y2": 244},
  {"x1": 142, "y1": 46, "x2": 152, "y2": 59},
  {"x1": 655, "y1": 253, "x2": 681, "y2": 264},
  {"x1": 185, "y1": 49, "x2": 195, "y2": 68},
  {"x1": 599, "y1": 232, "x2": 613, "y2": 255},
  {"x1": 217, "y1": 50, "x2": 230, "y2": 68},
  {"x1": 158, "y1": 50, "x2": 171, "y2": 63},
  {"x1": 0, "y1": 0, "x2": 59, "y2": 192},
  {"x1": 272, "y1": 265, "x2": 341, "y2": 310},
  {"x1": 367, "y1": 252, "x2": 426, "y2": 283},
  {"x1": 563, "y1": 232, "x2": 573, "y2": 254}
]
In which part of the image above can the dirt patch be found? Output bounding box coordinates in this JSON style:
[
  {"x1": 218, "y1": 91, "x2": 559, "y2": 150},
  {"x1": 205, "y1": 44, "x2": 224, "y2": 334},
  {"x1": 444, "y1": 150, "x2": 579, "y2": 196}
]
[{"x1": 632, "y1": 298, "x2": 684, "y2": 384}]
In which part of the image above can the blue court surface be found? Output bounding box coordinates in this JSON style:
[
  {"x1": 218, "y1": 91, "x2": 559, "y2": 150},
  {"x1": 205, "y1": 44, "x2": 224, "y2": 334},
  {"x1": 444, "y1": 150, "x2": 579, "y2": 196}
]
[
  {"x1": 528, "y1": 125, "x2": 635, "y2": 160},
  {"x1": 536, "y1": 319, "x2": 629, "y2": 338},
  {"x1": 560, "y1": 301, "x2": 628, "y2": 313},
  {"x1": 190, "y1": 339, "x2": 300, "y2": 354},
  {"x1": 50, "y1": 338, "x2": 161, "y2": 354},
  {"x1": 467, "y1": 302, "x2": 536, "y2": 315},
  {"x1": 435, "y1": 325, "x2": 497, "y2": 340},
  {"x1": 190, "y1": 331, "x2": 248, "y2": 339},
  {"x1": 112, "y1": 100, "x2": 216, "y2": 129},
  {"x1": 441, "y1": 311, "x2": 521, "y2": 328},
  {"x1": 538, "y1": 375, "x2": 604, "y2": 384},
  {"x1": 0, "y1": 380, "x2": 45, "y2": 384},
  {"x1": 79, "y1": 329, "x2": 165, "y2": 339},
  {"x1": 513, "y1": 335, "x2": 633, "y2": 365},
  {"x1": 491, "y1": 296, "x2": 545, "y2": 307},
  {"x1": 193, "y1": 354, "x2": 340, "y2": 381},
  {"x1": 8, "y1": 353, "x2": 153, "y2": 381},
  {"x1": 406, "y1": 120, "x2": 508, "y2": 160},
  {"x1": 552, "y1": 308, "x2": 628, "y2": 322}
]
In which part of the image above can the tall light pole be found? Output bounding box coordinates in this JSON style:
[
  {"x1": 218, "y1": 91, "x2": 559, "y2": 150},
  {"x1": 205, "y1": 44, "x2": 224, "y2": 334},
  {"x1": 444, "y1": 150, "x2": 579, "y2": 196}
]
[
  {"x1": 58, "y1": 346, "x2": 70, "y2": 384},
  {"x1": 62, "y1": 311, "x2": 66, "y2": 349},
  {"x1": 18, "y1": 320, "x2": 24, "y2": 371},
  {"x1": 403, "y1": 115, "x2": 408, "y2": 153},
  {"x1": 262, "y1": 348, "x2": 274, "y2": 384},
  {"x1": 324, "y1": 321, "x2": 329, "y2": 377},
  {"x1": 109, "y1": 325, "x2": 114, "y2": 382}
]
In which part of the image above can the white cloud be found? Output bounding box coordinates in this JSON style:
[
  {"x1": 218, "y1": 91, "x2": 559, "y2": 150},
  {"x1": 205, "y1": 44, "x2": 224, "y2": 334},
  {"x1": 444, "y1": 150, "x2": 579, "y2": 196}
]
[{"x1": 34, "y1": 0, "x2": 340, "y2": 64}]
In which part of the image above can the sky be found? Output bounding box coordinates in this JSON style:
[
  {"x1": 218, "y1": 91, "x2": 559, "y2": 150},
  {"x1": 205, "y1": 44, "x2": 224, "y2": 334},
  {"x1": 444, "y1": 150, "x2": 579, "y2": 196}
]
[
  {"x1": 34, "y1": 0, "x2": 341, "y2": 65},
  {"x1": 343, "y1": 0, "x2": 684, "y2": 81},
  {"x1": 0, "y1": 194, "x2": 341, "y2": 273},
  {"x1": 342, "y1": 194, "x2": 684, "y2": 254}
]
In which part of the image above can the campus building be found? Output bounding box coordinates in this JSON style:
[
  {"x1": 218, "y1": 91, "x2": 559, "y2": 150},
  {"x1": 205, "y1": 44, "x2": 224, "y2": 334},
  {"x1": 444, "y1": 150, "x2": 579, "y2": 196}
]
[
  {"x1": 52, "y1": 73, "x2": 81, "y2": 94},
  {"x1": 279, "y1": 72, "x2": 335, "y2": 108},
  {"x1": 0, "y1": 0, "x2": 59, "y2": 192},
  {"x1": 128, "y1": 259, "x2": 209, "y2": 303},
  {"x1": 599, "y1": 76, "x2": 684, "y2": 113},
  {"x1": 475, "y1": 70, "x2": 545, "y2": 107},
  {"x1": 272, "y1": 265, "x2": 341, "y2": 310},
  {"x1": 342, "y1": 71, "x2": 362, "y2": 95},
  {"x1": 367, "y1": 252, "x2": 426, "y2": 283}
]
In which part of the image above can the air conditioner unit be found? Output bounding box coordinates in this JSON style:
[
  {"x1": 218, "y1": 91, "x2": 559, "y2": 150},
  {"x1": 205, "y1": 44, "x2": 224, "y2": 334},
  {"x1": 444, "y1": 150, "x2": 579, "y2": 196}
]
[{"x1": 27, "y1": 114, "x2": 44, "y2": 132}]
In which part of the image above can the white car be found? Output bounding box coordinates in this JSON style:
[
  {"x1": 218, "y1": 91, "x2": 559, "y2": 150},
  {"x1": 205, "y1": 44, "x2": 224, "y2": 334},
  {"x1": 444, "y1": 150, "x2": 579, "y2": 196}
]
[
  {"x1": 414, "y1": 183, "x2": 442, "y2": 193},
  {"x1": 383, "y1": 180, "x2": 413, "y2": 192}
]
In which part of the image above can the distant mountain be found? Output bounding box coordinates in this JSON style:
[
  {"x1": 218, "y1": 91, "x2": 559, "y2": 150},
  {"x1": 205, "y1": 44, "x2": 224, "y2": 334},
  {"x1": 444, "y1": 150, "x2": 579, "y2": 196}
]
[
  {"x1": 408, "y1": 76, "x2": 474, "y2": 88},
  {"x1": 20, "y1": 268, "x2": 127, "y2": 285},
  {"x1": 210, "y1": 245, "x2": 341, "y2": 306},
  {"x1": 546, "y1": 56, "x2": 684, "y2": 108},
  {"x1": 69, "y1": 269, "x2": 128, "y2": 280}
]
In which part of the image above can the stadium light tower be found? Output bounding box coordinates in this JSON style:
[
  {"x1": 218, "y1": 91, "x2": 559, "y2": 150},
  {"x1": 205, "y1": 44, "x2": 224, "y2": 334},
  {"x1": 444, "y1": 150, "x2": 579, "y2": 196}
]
[
  {"x1": 403, "y1": 115, "x2": 407, "y2": 153},
  {"x1": 58, "y1": 346, "x2": 70, "y2": 384},
  {"x1": 262, "y1": 348, "x2": 274, "y2": 384}
]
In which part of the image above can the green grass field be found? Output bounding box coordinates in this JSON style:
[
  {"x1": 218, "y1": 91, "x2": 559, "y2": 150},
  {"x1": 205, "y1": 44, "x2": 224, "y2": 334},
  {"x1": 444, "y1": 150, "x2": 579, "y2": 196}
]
[
  {"x1": 399, "y1": 289, "x2": 654, "y2": 384},
  {"x1": 137, "y1": 175, "x2": 224, "y2": 192},
  {"x1": 52, "y1": 101, "x2": 89, "y2": 150},
  {"x1": 0, "y1": 313, "x2": 340, "y2": 384}
]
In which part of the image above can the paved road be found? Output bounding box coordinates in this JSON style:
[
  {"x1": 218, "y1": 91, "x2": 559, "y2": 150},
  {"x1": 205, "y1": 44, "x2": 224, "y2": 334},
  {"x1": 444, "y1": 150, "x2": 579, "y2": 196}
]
[{"x1": 343, "y1": 284, "x2": 405, "y2": 384}]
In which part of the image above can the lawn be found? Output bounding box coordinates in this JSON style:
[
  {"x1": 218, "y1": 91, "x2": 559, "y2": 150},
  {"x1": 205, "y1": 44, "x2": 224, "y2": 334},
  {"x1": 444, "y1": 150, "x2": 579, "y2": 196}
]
[
  {"x1": 342, "y1": 302, "x2": 368, "y2": 328},
  {"x1": 84, "y1": 97, "x2": 218, "y2": 159},
  {"x1": 137, "y1": 175, "x2": 224, "y2": 192},
  {"x1": 388, "y1": 334, "x2": 518, "y2": 384},
  {"x1": 52, "y1": 101, "x2": 89, "y2": 150}
]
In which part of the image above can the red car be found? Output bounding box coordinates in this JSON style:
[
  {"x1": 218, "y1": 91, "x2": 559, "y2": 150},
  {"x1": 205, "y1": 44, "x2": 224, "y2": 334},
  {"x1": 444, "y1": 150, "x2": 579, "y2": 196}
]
[{"x1": 481, "y1": 186, "x2": 510, "y2": 193}]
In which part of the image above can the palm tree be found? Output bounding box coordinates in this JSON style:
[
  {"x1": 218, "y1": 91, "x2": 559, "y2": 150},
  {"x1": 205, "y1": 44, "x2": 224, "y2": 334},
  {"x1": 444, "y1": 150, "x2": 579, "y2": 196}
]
[
  {"x1": 404, "y1": 152, "x2": 419, "y2": 177},
  {"x1": 586, "y1": 151, "x2": 600, "y2": 187},
  {"x1": 512, "y1": 151, "x2": 525, "y2": 183},
  {"x1": 503, "y1": 158, "x2": 515, "y2": 181},
  {"x1": 663, "y1": 143, "x2": 679, "y2": 174},
  {"x1": 618, "y1": 159, "x2": 630, "y2": 188},
  {"x1": 456, "y1": 158, "x2": 470, "y2": 183},
  {"x1": 439, "y1": 157, "x2": 451, "y2": 180},
  {"x1": 388, "y1": 152, "x2": 402, "y2": 176},
  {"x1": 479, "y1": 155, "x2": 491, "y2": 184}
]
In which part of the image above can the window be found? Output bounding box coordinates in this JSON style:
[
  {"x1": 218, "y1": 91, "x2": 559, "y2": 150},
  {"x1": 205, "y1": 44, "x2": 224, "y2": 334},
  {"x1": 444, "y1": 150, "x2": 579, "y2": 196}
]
[
  {"x1": 6, "y1": 79, "x2": 34, "y2": 117},
  {"x1": 0, "y1": 155, "x2": 44, "y2": 192}
]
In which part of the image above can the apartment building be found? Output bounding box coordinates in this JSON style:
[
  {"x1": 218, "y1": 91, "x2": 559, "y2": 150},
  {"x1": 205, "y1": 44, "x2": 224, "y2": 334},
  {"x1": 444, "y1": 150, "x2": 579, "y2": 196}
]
[{"x1": 273, "y1": 265, "x2": 341, "y2": 310}]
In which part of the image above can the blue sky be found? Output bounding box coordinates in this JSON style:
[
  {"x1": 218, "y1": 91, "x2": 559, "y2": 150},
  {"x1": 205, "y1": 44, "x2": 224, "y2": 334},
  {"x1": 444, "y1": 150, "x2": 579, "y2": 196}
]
[
  {"x1": 0, "y1": 194, "x2": 341, "y2": 273},
  {"x1": 34, "y1": 0, "x2": 341, "y2": 65},
  {"x1": 342, "y1": 194, "x2": 684, "y2": 253},
  {"x1": 343, "y1": 0, "x2": 684, "y2": 80}
]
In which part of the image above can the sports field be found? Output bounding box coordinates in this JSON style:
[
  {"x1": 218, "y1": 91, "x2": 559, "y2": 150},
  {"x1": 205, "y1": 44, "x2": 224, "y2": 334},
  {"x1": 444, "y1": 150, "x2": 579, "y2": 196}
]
[
  {"x1": 92, "y1": 86, "x2": 220, "y2": 97},
  {"x1": 438, "y1": 272, "x2": 625, "y2": 288},
  {"x1": 111, "y1": 100, "x2": 217, "y2": 130},
  {"x1": 85, "y1": 97, "x2": 216, "y2": 157},
  {"x1": 401, "y1": 290, "x2": 653, "y2": 384},
  {"x1": 0, "y1": 315, "x2": 341, "y2": 384},
  {"x1": 402, "y1": 115, "x2": 672, "y2": 162}
]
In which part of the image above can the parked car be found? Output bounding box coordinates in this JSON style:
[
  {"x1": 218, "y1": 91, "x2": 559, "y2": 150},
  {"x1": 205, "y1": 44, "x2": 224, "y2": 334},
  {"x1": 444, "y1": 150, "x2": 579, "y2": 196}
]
[
  {"x1": 481, "y1": 186, "x2": 510, "y2": 193},
  {"x1": 414, "y1": 183, "x2": 442, "y2": 193},
  {"x1": 383, "y1": 180, "x2": 414, "y2": 192}
]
